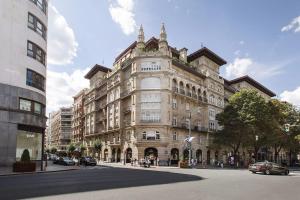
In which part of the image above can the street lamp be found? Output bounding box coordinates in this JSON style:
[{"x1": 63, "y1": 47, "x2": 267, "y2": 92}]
[{"x1": 184, "y1": 111, "x2": 195, "y2": 167}]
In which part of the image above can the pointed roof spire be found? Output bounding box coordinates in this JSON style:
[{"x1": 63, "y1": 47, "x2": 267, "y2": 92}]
[
  {"x1": 160, "y1": 23, "x2": 167, "y2": 42},
  {"x1": 138, "y1": 24, "x2": 145, "y2": 43}
]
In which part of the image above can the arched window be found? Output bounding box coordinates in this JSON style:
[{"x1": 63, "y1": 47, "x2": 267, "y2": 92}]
[
  {"x1": 218, "y1": 97, "x2": 222, "y2": 107},
  {"x1": 209, "y1": 95, "x2": 215, "y2": 104},
  {"x1": 141, "y1": 77, "x2": 161, "y2": 89},
  {"x1": 172, "y1": 79, "x2": 178, "y2": 92}
]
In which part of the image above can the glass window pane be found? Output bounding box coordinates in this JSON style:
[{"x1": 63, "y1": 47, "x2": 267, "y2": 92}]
[
  {"x1": 34, "y1": 102, "x2": 42, "y2": 114},
  {"x1": 16, "y1": 130, "x2": 42, "y2": 161},
  {"x1": 20, "y1": 99, "x2": 31, "y2": 111}
]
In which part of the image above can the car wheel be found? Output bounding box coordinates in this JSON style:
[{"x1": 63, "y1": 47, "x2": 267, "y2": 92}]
[
  {"x1": 285, "y1": 170, "x2": 289, "y2": 175},
  {"x1": 265, "y1": 169, "x2": 271, "y2": 175},
  {"x1": 251, "y1": 171, "x2": 256, "y2": 174}
]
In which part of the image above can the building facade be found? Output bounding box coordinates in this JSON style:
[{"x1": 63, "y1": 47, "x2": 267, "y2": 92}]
[
  {"x1": 75, "y1": 24, "x2": 276, "y2": 166},
  {"x1": 49, "y1": 108, "x2": 73, "y2": 151},
  {"x1": 83, "y1": 65, "x2": 111, "y2": 157},
  {"x1": 72, "y1": 89, "x2": 87, "y2": 145},
  {"x1": 0, "y1": 0, "x2": 48, "y2": 167}
]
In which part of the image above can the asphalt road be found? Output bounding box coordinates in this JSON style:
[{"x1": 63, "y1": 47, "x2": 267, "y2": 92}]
[{"x1": 0, "y1": 166, "x2": 299, "y2": 200}]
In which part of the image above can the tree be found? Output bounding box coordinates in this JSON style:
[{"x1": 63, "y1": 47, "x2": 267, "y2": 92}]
[
  {"x1": 80, "y1": 144, "x2": 87, "y2": 157},
  {"x1": 213, "y1": 104, "x2": 246, "y2": 165},
  {"x1": 21, "y1": 149, "x2": 31, "y2": 162},
  {"x1": 230, "y1": 90, "x2": 270, "y2": 161},
  {"x1": 93, "y1": 139, "x2": 102, "y2": 160},
  {"x1": 68, "y1": 144, "x2": 76, "y2": 157},
  {"x1": 50, "y1": 147, "x2": 57, "y2": 154},
  {"x1": 213, "y1": 90, "x2": 270, "y2": 164}
]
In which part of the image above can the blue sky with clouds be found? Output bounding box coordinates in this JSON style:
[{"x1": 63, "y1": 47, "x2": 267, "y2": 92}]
[{"x1": 46, "y1": 0, "x2": 300, "y2": 112}]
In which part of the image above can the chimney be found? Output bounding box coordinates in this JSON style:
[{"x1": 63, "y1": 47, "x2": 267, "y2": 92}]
[{"x1": 179, "y1": 48, "x2": 188, "y2": 63}]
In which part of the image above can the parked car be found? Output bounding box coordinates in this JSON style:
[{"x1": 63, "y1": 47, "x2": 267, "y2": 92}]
[
  {"x1": 55, "y1": 157, "x2": 75, "y2": 166},
  {"x1": 249, "y1": 161, "x2": 289, "y2": 175},
  {"x1": 52, "y1": 156, "x2": 60, "y2": 164},
  {"x1": 80, "y1": 156, "x2": 97, "y2": 166}
]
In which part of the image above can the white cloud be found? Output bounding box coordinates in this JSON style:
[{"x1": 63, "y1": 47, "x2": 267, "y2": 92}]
[
  {"x1": 234, "y1": 50, "x2": 240, "y2": 56},
  {"x1": 239, "y1": 40, "x2": 245, "y2": 45},
  {"x1": 225, "y1": 57, "x2": 283, "y2": 80},
  {"x1": 109, "y1": 0, "x2": 137, "y2": 35},
  {"x1": 281, "y1": 16, "x2": 300, "y2": 33},
  {"x1": 47, "y1": 4, "x2": 78, "y2": 65},
  {"x1": 46, "y1": 68, "x2": 90, "y2": 114},
  {"x1": 280, "y1": 87, "x2": 300, "y2": 106}
]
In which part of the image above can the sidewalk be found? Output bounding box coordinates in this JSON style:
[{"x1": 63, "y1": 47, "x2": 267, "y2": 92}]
[
  {"x1": 0, "y1": 162, "x2": 80, "y2": 176},
  {"x1": 98, "y1": 161, "x2": 179, "y2": 170}
]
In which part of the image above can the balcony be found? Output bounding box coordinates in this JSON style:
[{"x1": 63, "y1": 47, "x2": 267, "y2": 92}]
[
  {"x1": 179, "y1": 89, "x2": 185, "y2": 95},
  {"x1": 198, "y1": 96, "x2": 203, "y2": 102},
  {"x1": 192, "y1": 93, "x2": 197, "y2": 99},
  {"x1": 194, "y1": 126, "x2": 208, "y2": 132},
  {"x1": 123, "y1": 106, "x2": 132, "y2": 114},
  {"x1": 186, "y1": 91, "x2": 192, "y2": 97},
  {"x1": 124, "y1": 121, "x2": 131, "y2": 127},
  {"x1": 172, "y1": 87, "x2": 179, "y2": 93},
  {"x1": 121, "y1": 90, "x2": 131, "y2": 98},
  {"x1": 140, "y1": 119, "x2": 161, "y2": 123}
]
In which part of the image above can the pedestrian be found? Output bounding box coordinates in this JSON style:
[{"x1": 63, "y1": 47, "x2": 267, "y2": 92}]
[
  {"x1": 168, "y1": 157, "x2": 170, "y2": 166},
  {"x1": 221, "y1": 161, "x2": 224, "y2": 168}
]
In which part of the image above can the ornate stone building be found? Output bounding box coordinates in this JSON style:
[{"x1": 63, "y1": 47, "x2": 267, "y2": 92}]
[
  {"x1": 83, "y1": 65, "x2": 111, "y2": 156},
  {"x1": 78, "y1": 24, "x2": 275, "y2": 165},
  {"x1": 72, "y1": 89, "x2": 87, "y2": 144}
]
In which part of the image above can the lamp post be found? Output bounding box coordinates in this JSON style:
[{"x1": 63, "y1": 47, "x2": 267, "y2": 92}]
[{"x1": 255, "y1": 135, "x2": 258, "y2": 162}]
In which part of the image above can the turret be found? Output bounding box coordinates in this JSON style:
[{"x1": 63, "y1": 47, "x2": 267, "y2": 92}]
[
  {"x1": 159, "y1": 23, "x2": 168, "y2": 52},
  {"x1": 137, "y1": 24, "x2": 145, "y2": 49}
]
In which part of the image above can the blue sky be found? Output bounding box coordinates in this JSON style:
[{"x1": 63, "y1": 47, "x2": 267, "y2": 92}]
[{"x1": 46, "y1": 0, "x2": 300, "y2": 112}]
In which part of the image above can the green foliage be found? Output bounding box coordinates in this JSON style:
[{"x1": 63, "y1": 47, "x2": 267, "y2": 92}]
[
  {"x1": 213, "y1": 89, "x2": 300, "y2": 163},
  {"x1": 93, "y1": 139, "x2": 102, "y2": 152},
  {"x1": 50, "y1": 147, "x2": 57, "y2": 154},
  {"x1": 68, "y1": 144, "x2": 76, "y2": 153},
  {"x1": 21, "y1": 149, "x2": 30, "y2": 162},
  {"x1": 80, "y1": 144, "x2": 86, "y2": 152}
]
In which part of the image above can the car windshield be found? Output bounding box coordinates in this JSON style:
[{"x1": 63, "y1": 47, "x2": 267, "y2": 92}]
[{"x1": 63, "y1": 157, "x2": 71, "y2": 160}]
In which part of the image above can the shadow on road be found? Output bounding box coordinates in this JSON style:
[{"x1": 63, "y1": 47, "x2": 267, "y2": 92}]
[{"x1": 0, "y1": 167, "x2": 203, "y2": 200}]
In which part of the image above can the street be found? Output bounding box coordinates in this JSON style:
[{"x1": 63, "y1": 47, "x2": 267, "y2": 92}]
[{"x1": 0, "y1": 165, "x2": 300, "y2": 200}]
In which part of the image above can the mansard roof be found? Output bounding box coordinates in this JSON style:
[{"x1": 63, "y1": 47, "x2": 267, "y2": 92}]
[
  {"x1": 84, "y1": 64, "x2": 112, "y2": 79},
  {"x1": 228, "y1": 75, "x2": 276, "y2": 97},
  {"x1": 187, "y1": 47, "x2": 227, "y2": 66}
]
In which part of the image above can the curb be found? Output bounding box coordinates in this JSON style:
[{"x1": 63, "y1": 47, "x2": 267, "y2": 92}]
[{"x1": 0, "y1": 168, "x2": 80, "y2": 177}]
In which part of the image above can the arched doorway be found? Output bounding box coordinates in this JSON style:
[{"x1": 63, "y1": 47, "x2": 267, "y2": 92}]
[
  {"x1": 111, "y1": 148, "x2": 116, "y2": 162},
  {"x1": 207, "y1": 150, "x2": 210, "y2": 165},
  {"x1": 215, "y1": 151, "x2": 219, "y2": 164},
  {"x1": 104, "y1": 149, "x2": 108, "y2": 162},
  {"x1": 117, "y1": 148, "x2": 121, "y2": 162},
  {"x1": 126, "y1": 148, "x2": 132, "y2": 163},
  {"x1": 144, "y1": 147, "x2": 158, "y2": 165},
  {"x1": 183, "y1": 149, "x2": 189, "y2": 160},
  {"x1": 196, "y1": 149, "x2": 202, "y2": 163},
  {"x1": 170, "y1": 148, "x2": 179, "y2": 165}
]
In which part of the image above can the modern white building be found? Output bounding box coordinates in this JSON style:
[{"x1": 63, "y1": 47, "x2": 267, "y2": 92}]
[{"x1": 0, "y1": 0, "x2": 48, "y2": 168}]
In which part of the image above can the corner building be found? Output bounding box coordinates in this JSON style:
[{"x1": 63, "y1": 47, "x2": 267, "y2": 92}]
[
  {"x1": 93, "y1": 24, "x2": 227, "y2": 165},
  {"x1": 0, "y1": 0, "x2": 48, "y2": 167}
]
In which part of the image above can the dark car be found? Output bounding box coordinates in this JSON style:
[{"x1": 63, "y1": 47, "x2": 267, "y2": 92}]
[
  {"x1": 55, "y1": 157, "x2": 75, "y2": 166},
  {"x1": 249, "y1": 161, "x2": 289, "y2": 175},
  {"x1": 80, "y1": 156, "x2": 97, "y2": 166}
]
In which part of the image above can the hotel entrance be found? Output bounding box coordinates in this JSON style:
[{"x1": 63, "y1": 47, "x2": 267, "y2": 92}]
[{"x1": 144, "y1": 147, "x2": 158, "y2": 165}]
